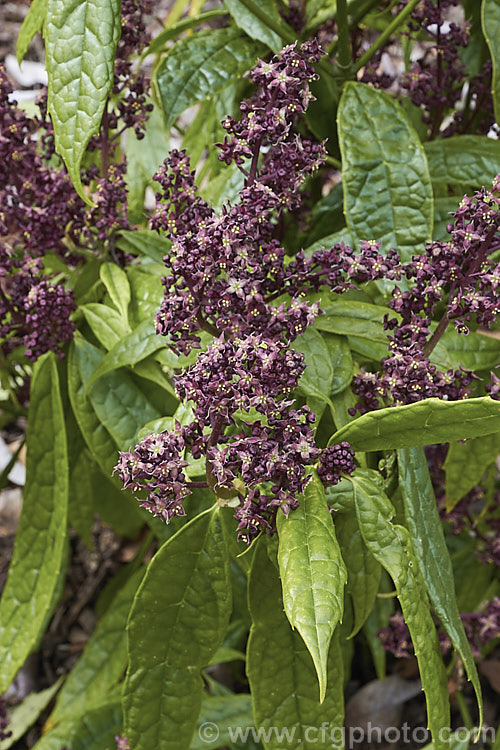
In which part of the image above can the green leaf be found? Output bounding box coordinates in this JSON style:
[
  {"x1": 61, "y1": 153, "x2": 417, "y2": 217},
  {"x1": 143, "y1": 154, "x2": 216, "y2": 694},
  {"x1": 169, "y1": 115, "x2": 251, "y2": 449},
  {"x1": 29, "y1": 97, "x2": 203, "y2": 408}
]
[
  {"x1": 99, "y1": 263, "x2": 131, "y2": 323},
  {"x1": 117, "y1": 229, "x2": 172, "y2": 264},
  {"x1": 142, "y1": 10, "x2": 228, "y2": 57},
  {"x1": 444, "y1": 433, "x2": 500, "y2": 509},
  {"x1": 45, "y1": 0, "x2": 121, "y2": 201},
  {"x1": 223, "y1": 0, "x2": 284, "y2": 51},
  {"x1": 247, "y1": 540, "x2": 344, "y2": 749},
  {"x1": 81, "y1": 303, "x2": 124, "y2": 350},
  {"x1": 0, "y1": 678, "x2": 63, "y2": 750},
  {"x1": 16, "y1": 0, "x2": 47, "y2": 64},
  {"x1": 334, "y1": 507, "x2": 381, "y2": 638},
  {"x1": 338, "y1": 82, "x2": 433, "y2": 261},
  {"x1": 331, "y1": 396, "x2": 500, "y2": 452},
  {"x1": 67, "y1": 338, "x2": 150, "y2": 536},
  {"x1": 71, "y1": 335, "x2": 166, "y2": 450},
  {"x1": 425, "y1": 136, "x2": 500, "y2": 189},
  {"x1": 156, "y1": 28, "x2": 266, "y2": 130},
  {"x1": 125, "y1": 104, "x2": 170, "y2": 223},
  {"x1": 325, "y1": 333, "x2": 353, "y2": 395},
  {"x1": 483, "y1": 0, "x2": 500, "y2": 124},
  {"x1": 0, "y1": 353, "x2": 68, "y2": 693},
  {"x1": 276, "y1": 474, "x2": 346, "y2": 702},
  {"x1": 190, "y1": 695, "x2": 254, "y2": 750},
  {"x1": 293, "y1": 328, "x2": 334, "y2": 406},
  {"x1": 48, "y1": 570, "x2": 144, "y2": 726},
  {"x1": 84, "y1": 320, "x2": 172, "y2": 393},
  {"x1": 67, "y1": 422, "x2": 95, "y2": 547},
  {"x1": 315, "y1": 301, "x2": 390, "y2": 353},
  {"x1": 440, "y1": 327, "x2": 500, "y2": 371},
  {"x1": 123, "y1": 508, "x2": 231, "y2": 750},
  {"x1": 30, "y1": 701, "x2": 122, "y2": 750},
  {"x1": 398, "y1": 447, "x2": 483, "y2": 728},
  {"x1": 351, "y1": 471, "x2": 450, "y2": 748}
]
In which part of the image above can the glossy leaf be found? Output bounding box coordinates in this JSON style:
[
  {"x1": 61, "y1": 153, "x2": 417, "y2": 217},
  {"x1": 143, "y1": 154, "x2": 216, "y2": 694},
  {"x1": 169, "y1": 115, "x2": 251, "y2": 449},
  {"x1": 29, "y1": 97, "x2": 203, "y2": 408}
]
[
  {"x1": 190, "y1": 695, "x2": 254, "y2": 750},
  {"x1": 0, "y1": 354, "x2": 68, "y2": 693},
  {"x1": 293, "y1": 328, "x2": 334, "y2": 405},
  {"x1": 483, "y1": 0, "x2": 500, "y2": 124},
  {"x1": 331, "y1": 396, "x2": 500, "y2": 452},
  {"x1": 31, "y1": 701, "x2": 122, "y2": 750},
  {"x1": 425, "y1": 136, "x2": 500, "y2": 188},
  {"x1": 338, "y1": 82, "x2": 433, "y2": 261},
  {"x1": 16, "y1": 0, "x2": 47, "y2": 63},
  {"x1": 315, "y1": 300, "x2": 390, "y2": 348},
  {"x1": 277, "y1": 474, "x2": 346, "y2": 702},
  {"x1": 324, "y1": 333, "x2": 353, "y2": 395},
  {"x1": 81, "y1": 303, "x2": 124, "y2": 350},
  {"x1": 116, "y1": 229, "x2": 171, "y2": 265},
  {"x1": 398, "y1": 447, "x2": 483, "y2": 727},
  {"x1": 440, "y1": 327, "x2": 500, "y2": 371},
  {"x1": 49, "y1": 570, "x2": 144, "y2": 726},
  {"x1": 334, "y1": 507, "x2": 381, "y2": 638},
  {"x1": 45, "y1": 0, "x2": 120, "y2": 200},
  {"x1": 123, "y1": 508, "x2": 231, "y2": 750},
  {"x1": 125, "y1": 104, "x2": 170, "y2": 223},
  {"x1": 247, "y1": 540, "x2": 344, "y2": 749},
  {"x1": 351, "y1": 471, "x2": 450, "y2": 748},
  {"x1": 223, "y1": 0, "x2": 284, "y2": 51},
  {"x1": 444, "y1": 433, "x2": 500, "y2": 509},
  {"x1": 84, "y1": 320, "x2": 171, "y2": 393},
  {"x1": 99, "y1": 263, "x2": 131, "y2": 323},
  {"x1": 142, "y1": 10, "x2": 227, "y2": 57},
  {"x1": 156, "y1": 28, "x2": 266, "y2": 130}
]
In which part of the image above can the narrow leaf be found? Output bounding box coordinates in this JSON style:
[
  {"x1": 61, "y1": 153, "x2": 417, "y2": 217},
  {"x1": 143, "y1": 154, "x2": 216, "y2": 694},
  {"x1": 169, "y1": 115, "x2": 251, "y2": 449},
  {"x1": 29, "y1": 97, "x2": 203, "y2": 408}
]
[
  {"x1": 16, "y1": 0, "x2": 47, "y2": 63},
  {"x1": 338, "y1": 82, "x2": 433, "y2": 261},
  {"x1": 0, "y1": 678, "x2": 62, "y2": 750},
  {"x1": 223, "y1": 0, "x2": 284, "y2": 51},
  {"x1": 277, "y1": 474, "x2": 347, "y2": 702},
  {"x1": 123, "y1": 508, "x2": 231, "y2": 750},
  {"x1": 444, "y1": 433, "x2": 500, "y2": 509},
  {"x1": 483, "y1": 0, "x2": 500, "y2": 124},
  {"x1": 331, "y1": 396, "x2": 500, "y2": 452},
  {"x1": 398, "y1": 446, "x2": 483, "y2": 727},
  {"x1": 99, "y1": 263, "x2": 131, "y2": 322},
  {"x1": 30, "y1": 702, "x2": 122, "y2": 750},
  {"x1": 45, "y1": 0, "x2": 121, "y2": 201},
  {"x1": 156, "y1": 28, "x2": 266, "y2": 130},
  {"x1": 351, "y1": 471, "x2": 450, "y2": 749},
  {"x1": 247, "y1": 540, "x2": 344, "y2": 750},
  {"x1": 335, "y1": 508, "x2": 381, "y2": 638},
  {"x1": 0, "y1": 354, "x2": 68, "y2": 693}
]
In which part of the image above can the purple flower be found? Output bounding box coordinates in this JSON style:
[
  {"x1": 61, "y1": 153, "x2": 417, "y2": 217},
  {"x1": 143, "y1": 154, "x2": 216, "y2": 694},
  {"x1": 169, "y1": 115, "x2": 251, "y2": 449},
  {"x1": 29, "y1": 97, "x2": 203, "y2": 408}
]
[{"x1": 318, "y1": 442, "x2": 356, "y2": 487}]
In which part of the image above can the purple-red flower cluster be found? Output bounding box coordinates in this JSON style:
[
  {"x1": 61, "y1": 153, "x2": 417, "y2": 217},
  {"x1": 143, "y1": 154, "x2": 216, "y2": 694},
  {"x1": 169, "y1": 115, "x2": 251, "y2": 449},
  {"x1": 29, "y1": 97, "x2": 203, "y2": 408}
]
[
  {"x1": 352, "y1": 177, "x2": 500, "y2": 412},
  {"x1": 379, "y1": 598, "x2": 500, "y2": 659},
  {"x1": 116, "y1": 335, "x2": 327, "y2": 541},
  {"x1": 0, "y1": 251, "x2": 75, "y2": 360},
  {"x1": 318, "y1": 442, "x2": 356, "y2": 486},
  {"x1": 117, "y1": 43, "x2": 363, "y2": 540}
]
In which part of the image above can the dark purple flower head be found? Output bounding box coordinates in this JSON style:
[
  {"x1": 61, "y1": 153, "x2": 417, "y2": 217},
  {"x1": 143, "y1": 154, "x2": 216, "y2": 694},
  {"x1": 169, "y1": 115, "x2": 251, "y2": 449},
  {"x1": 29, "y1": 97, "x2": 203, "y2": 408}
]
[
  {"x1": 352, "y1": 177, "x2": 500, "y2": 413},
  {"x1": 114, "y1": 424, "x2": 191, "y2": 523},
  {"x1": 318, "y1": 442, "x2": 356, "y2": 487},
  {"x1": 0, "y1": 251, "x2": 75, "y2": 360}
]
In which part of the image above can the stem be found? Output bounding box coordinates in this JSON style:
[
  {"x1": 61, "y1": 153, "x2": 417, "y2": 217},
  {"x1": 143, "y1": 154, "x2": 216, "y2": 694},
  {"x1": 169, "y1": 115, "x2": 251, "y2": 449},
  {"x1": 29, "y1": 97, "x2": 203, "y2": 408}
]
[
  {"x1": 454, "y1": 691, "x2": 473, "y2": 731},
  {"x1": 423, "y1": 312, "x2": 450, "y2": 358},
  {"x1": 100, "y1": 104, "x2": 109, "y2": 180},
  {"x1": 354, "y1": 0, "x2": 421, "y2": 73},
  {"x1": 325, "y1": 154, "x2": 341, "y2": 169},
  {"x1": 336, "y1": 0, "x2": 353, "y2": 71},
  {"x1": 327, "y1": 0, "x2": 387, "y2": 57}
]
